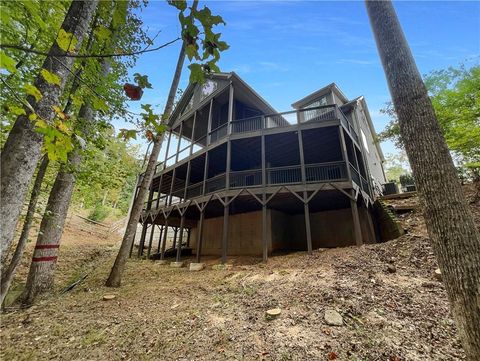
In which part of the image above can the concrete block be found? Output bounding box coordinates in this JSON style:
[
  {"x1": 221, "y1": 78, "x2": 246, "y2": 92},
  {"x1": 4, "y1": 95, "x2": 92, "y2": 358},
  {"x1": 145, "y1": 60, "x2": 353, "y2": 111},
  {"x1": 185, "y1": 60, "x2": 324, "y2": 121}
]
[
  {"x1": 170, "y1": 261, "x2": 185, "y2": 268},
  {"x1": 189, "y1": 263, "x2": 205, "y2": 271}
]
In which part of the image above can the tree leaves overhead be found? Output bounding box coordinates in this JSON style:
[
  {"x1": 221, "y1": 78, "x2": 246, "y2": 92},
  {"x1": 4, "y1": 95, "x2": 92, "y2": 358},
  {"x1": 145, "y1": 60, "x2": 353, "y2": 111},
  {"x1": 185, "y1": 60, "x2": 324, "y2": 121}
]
[
  {"x1": 171, "y1": 1, "x2": 229, "y2": 84},
  {"x1": 56, "y1": 29, "x2": 78, "y2": 53},
  {"x1": 40, "y1": 69, "x2": 61, "y2": 86},
  {"x1": 0, "y1": 51, "x2": 17, "y2": 73},
  {"x1": 378, "y1": 64, "x2": 480, "y2": 169},
  {"x1": 133, "y1": 73, "x2": 152, "y2": 89},
  {"x1": 24, "y1": 84, "x2": 42, "y2": 102}
]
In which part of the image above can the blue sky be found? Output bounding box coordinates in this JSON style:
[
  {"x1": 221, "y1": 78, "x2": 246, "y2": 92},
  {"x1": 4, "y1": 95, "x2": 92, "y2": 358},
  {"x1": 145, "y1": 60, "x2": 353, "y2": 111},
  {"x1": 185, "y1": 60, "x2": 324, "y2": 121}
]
[{"x1": 122, "y1": 0, "x2": 480, "y2": 159}]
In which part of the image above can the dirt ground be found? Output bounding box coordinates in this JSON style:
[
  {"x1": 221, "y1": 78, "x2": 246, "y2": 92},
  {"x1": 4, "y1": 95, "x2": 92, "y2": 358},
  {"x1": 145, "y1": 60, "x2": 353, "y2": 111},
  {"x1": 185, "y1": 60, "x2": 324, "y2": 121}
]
[{"x1": 1, "y1": 186, "x2": 478, "y2": 361}]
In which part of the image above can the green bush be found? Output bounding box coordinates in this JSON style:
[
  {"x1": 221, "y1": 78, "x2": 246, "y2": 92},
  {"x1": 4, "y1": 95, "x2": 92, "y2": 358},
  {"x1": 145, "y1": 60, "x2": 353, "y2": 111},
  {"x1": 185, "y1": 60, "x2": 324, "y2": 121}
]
[{"x1": 88, "y1": 204, "x2": 110, "y2": 222}]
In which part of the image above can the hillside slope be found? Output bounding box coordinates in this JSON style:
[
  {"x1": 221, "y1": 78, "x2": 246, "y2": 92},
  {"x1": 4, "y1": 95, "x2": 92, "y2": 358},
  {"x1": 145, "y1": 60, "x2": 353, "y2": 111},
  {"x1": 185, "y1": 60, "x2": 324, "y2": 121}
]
[{"x1": 1, "y1": 186, "x2": 478, "y2": 360}]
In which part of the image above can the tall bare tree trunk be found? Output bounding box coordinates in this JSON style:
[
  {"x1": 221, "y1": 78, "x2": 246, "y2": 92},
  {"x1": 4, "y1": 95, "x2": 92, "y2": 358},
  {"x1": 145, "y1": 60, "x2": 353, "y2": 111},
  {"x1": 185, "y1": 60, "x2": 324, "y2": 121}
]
[
  {"x1": 0, "y1": 0, "x2": 98, "y2": 264},
  {"x1": 19, "y1": 3, "x2": 122, "y2": 304},
  {"x1": 105, "y1": 0, "x2": 199, "y2": 288},
  {"x1": 20, "y1": 104, "x2": 93, "y2": 305},
  {"x1": 0, "y1": 156, "x2": 49, "y2": 306},
  {"x1": 365, "y1": 1, "x2": 480, "y2": 359},
  {"x1": 0, "y1": 19, "x2": 99, "y2": 304}
]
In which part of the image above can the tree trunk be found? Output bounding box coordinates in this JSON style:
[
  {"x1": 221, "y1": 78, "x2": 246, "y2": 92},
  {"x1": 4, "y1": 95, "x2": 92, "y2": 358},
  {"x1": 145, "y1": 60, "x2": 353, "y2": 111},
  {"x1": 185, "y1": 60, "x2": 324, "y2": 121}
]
[
  {"x1": 365, "y1": 1, "x2": 480, "y2": 359},
  {"x1": 0, "y1": 156, "x2": 49, "y2": 306},
  {"x1": 105, "y1": 0, "x2": 198, "y2": 288},
  {"x1": 0, "y1": 30, "x2": 100, "y2": 302},
  {"x1": 0, "y1": 0, "x2": 98, "y2": 264},
  {"x1": 20, "y1": 104, "x2": 93, "y2": 305}
]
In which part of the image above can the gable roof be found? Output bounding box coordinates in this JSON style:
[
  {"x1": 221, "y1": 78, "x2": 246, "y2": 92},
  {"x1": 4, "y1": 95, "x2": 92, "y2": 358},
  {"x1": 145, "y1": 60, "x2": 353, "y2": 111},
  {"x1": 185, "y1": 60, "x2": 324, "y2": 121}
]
[
  {"x1": 291, "y1": 83, "x2": 349, "y2": 109},
  {"x1": 167, "y1": 72, "x2": 280, "y2": 128}
]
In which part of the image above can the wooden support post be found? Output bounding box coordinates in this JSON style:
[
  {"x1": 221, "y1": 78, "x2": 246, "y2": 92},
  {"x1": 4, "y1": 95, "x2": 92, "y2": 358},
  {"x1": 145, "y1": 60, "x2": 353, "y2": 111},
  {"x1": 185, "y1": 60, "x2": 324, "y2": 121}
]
[
  {"x1": 304, "y1": 203, "x2": 313, "y2": 254},
  {"x1": 160, "y1": 222, "x2": 169, "y2": 260},
  {"x1": 297, "y1": 126, "x2": 313, "y2": 254},
  {"x1": 190, "y1": 111, "x2": 197, "y2": 156},
  {"x1": 186, "y1": 228, "x2": 191, "y2": 247},
  {"x1": 207, "y1": 99, "x2": 213, "y2": 145},
  {"x1": 262, "y1": 202, "x2": 268, "y2": 262},
  {"x1": 195, "y1": 210, "x2": 205, "y2": 263},
  {"x1": 227, "y1": 83, "x2": 234, "y2": 134},
  {"x1": 156, "y1": 173, "x2": 163, "y2": 208},
  {"x1": 147, "y1": 222, "x2": 155, "y2": 258},
  {"x1": 339, "y1": 126, "x2": 352, "y2": 181},
  {"x1": 221, "y1": 134, "x2": 232, "y2": 264},
  {"x1": 129, "y1": 227, "x2": 137, "y2": 257},
  {"x1": 175, "y1": 121, "x2": 183, "y2": 163},
  {"x1": 157, "y1": 225, "x2": 164, "y2": 253},
  {"x1": 221, "y1": 203, "x2": 229, "y2": 264},
  {"x1": 176, "y1": 216, "x2": 185, "y2": 262},
  {"x1": 261, "y1": 133, "x2": 268, "y2": 262},
  {"x1": 172, "y1": 227, "x2": 178, "y2": 250},
  {"x1": 350, "y1": 190, "x2": 363, "y2": 246},
  {"x1": 138, "y1": 222, "x2": 148, "y2": 257},
  {"x1": 366, "y1": 208, "x2": 377, "y2": 243},
  {"x1": 163, "y1": 130, "x2": 172, "y2": 170},
  {"x1": 168, "y1": 168, "x2": 177, "y2": 206}
]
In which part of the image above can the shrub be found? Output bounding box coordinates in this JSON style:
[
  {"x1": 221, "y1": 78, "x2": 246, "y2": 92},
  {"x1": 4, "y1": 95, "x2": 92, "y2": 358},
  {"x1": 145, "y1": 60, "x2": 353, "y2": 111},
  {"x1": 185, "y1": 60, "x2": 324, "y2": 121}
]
[{"x1": 88, "y1": 204, "x2": 110, "y2": 222}]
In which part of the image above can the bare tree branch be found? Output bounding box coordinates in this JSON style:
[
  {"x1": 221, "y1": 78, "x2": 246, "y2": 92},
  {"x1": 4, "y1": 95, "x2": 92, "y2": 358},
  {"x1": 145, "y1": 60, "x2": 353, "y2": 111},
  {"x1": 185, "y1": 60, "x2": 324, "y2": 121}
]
[{"x1": 0, "y1": 37, "x2": 181, "y2": 59}]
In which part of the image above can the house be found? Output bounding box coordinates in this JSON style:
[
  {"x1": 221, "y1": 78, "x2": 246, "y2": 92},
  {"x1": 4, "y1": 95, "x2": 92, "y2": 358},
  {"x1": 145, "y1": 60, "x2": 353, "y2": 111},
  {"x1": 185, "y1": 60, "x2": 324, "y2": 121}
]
[{"x1": 133, "y1": 72, "x2": 387, "y2": 263}]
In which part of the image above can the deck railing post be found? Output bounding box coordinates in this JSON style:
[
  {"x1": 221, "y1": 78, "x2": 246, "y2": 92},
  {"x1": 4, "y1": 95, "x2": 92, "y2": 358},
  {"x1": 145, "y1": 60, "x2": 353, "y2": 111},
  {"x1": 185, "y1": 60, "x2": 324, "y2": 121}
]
[
  {"x1": 175, "y1": 121, "x2": 183, "y2": 163},
  {"x1": 339, "y1": 126, "x2": 352, "y2": 182}
]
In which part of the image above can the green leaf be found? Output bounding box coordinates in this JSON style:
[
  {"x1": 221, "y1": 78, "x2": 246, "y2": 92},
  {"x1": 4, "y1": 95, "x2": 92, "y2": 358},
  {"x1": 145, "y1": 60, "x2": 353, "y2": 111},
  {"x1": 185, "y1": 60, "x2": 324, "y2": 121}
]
[
  {"x1": 0, "y1": 51, "x2": 17, "y2": 73},
  {"x1": 133, "y1": 73, "x2": 152, "y2": 89},
  {"x1": 40, "y1": 69, "x2": 61, "y2": 86},
  {"x1": 118, "y1": 128, "x2": 138, "y2": 140},
  {"x1": 24, "y1": 84, "x2": 43, "y2": 102},
  {"x1": 112, "y1": 0, "x2": 128, "y2": 29},
  {"x1": 95, "y1": 25, "x2": 112, "y2": 42},
  {"x1": 188, "y1": 63, "x2": 205, "y2": 84},
  {"x1": 56, "y1": 29, "x2": 78, "y2": 53},
  {"x1": 185, "y1": 44, "x2": 198, "y2": 61},
  {"x1": 92, "y1": 97, "x2": 109, "y2": 113},
  {"x1": 168, "y1": 0, "x2": 187, "y2": 11},
  {"x1": 9, "y1": 105, "x2": 26, "y2": 116},
  {"x1": 71, "y1": 94, "x2": 84, "y2": 108}
]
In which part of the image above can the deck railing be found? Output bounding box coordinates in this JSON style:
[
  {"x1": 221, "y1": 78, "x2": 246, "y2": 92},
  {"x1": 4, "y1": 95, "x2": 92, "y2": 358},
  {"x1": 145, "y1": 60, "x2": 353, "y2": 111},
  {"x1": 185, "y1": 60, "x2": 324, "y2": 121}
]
[
  {"x1": 209, "y1": 123, "x2": 228, "y2": 143},
  {"x1": 267, "y1": 165, "x2": 303, "y2": 185},
  {"x1": 230, "y1": 169, "x2": 262, "y2": 188},
  {"x1": 205, "y1": 173, "x2": 226, "y2": 193},
  {"x1": 305, "y1": 161, "x2": 347, "y2": 183},
  {"x1": 143, "y1": 159, "x2": 371, "y2": 211},
  {"x1": 349, "y1": 162, "x2": 361, "y2": 188},
  {"x1": 149, "y1": 105, "x2": 360, "y2": 178}
]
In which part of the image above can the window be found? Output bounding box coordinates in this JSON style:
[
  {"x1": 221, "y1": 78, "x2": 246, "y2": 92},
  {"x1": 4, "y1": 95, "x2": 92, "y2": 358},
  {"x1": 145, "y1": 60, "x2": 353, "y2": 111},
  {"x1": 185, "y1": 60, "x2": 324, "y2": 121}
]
[
  {"x1": 200, "y1": 80, "x2": 218, "y2": 101},
  {"x1": 361, "y1": 129, "x2": 369, "y2": 154},
  {"x1": 302, "y1": 96, "x2": 331, "y2": 122},
  {"x1": 304, "y1": 96, "x2": 327, "y2": 109}
]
